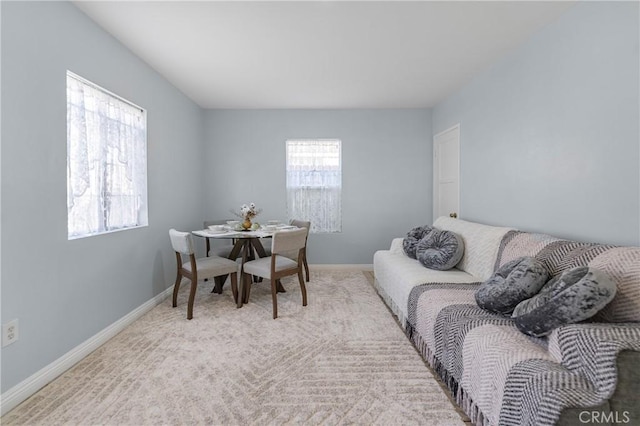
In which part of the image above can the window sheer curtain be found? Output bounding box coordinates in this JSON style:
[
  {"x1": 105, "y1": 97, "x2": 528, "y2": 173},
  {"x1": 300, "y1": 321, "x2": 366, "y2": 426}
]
[
  {"x1": 286, "y1": 140, "x2": 341, "y2": 233},
  {"x1": 67, "y1": 73, "x2": 148, "y2": 239}
]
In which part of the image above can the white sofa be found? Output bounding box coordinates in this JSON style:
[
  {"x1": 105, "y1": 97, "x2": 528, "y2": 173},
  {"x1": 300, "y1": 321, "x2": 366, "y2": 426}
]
[
  {"x1": 373, "y1": 217, "x2": 513, "y2": 327},
  {"x1": 373, "y1": 217, "x2": 640, "y2": 426}
]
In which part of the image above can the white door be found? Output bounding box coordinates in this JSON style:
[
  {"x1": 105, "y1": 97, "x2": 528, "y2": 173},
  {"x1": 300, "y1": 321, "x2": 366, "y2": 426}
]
[{"x1": 433, "y1": 124, "x2": 460, "y2": 220}]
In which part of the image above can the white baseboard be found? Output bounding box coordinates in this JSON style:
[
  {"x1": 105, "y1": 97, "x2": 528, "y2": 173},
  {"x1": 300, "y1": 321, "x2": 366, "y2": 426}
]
[
  {"x1": 0, "y1": 286, "x2": 173, "y2": 416},
  {"x1": 309, "y1": 264, "x2": 373, "y2": 271}
]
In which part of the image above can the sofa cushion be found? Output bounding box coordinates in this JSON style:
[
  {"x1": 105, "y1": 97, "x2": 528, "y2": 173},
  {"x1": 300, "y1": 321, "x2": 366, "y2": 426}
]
[
  {"x1": 434, "y1": 216, "x2": 514, "y2": 281},
  {"x1": 512, "y1": 266, "x2": 617, "y2": 337},
  {"x1": 416, "y1": 229, "x2": 465, "y2": 270},
  {"x1": 402, "y1": 225, "x2": 434, "y2": 259},
  {"x1": 373, "y1": 249, "x2": 477, "y2": 327},
  {"x1": 475, "y1": 257, "x2": 549, "y2": 315}
]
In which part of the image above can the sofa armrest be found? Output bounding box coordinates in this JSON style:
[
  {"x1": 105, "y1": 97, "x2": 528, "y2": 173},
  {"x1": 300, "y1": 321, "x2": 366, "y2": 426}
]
[
  {"x1": 548, "y1": 323, "x2": 640, "y2": 394},
  {"x1": 389, "y1": 237, "x2": 405, "y2": 254},
  {"x1": 556, "y1": 350, "x2": 640, "y2": 426},
  {"x1": 548, "y1": 323, "x2": 640, "y2": 425}
]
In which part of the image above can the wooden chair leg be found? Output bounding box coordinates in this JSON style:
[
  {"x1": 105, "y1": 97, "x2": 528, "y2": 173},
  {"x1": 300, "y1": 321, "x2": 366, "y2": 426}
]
[
  {"x1": 298, "y1": 269, "x2": 307, "y2": 307},
  {"x1": 172, "y1": 272, "x2": 182, "y2": 308},
  {"x1": 187, "y1": 278, "x2": 198, "y2": 320},
  {"x1": 230, "y1": 272, "x2": 238, "y2": 304},
  {"x1": 270, "y1": 278, "x2": 278, "y2": 319},
  {"x1": 243, "y1": 273, "x2": 252, "y2": 304},
  {"x1": 303, "y1": 256, "x2": 310, "y2": 282},
  {"x1": 299, "y1": 248, "x2": 309, "y2": 282}
]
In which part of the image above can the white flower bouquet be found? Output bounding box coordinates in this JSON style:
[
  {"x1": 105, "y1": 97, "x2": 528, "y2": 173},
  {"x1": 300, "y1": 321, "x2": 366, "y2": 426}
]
[{"x1": 231, "y1": 202, "x2": 262, "y2": 229}]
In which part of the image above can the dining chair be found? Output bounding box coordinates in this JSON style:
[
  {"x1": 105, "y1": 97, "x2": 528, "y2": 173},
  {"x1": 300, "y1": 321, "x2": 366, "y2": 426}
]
[
  {"x1": 203, "y1": 219, "x2": 239, "y2": 258},
  {"x1": 242, "y1": 228, "x2": 308, "y2": 319},
  {"x1": 169, "y1": 229, "x2": 239, "y2": 320},
  {"x1": 289, "y1": 219, "x2": 311, "y2": 282},
  {"x1": 261, "y1": 219, "x2": 311, "y2": 281}
]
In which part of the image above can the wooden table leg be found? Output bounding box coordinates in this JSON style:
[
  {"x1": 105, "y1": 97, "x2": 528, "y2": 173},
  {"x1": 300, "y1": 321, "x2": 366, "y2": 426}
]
[
  {"x1": 212, "y1": 276, "x2": 224, "y2": 294},
  {"x1": 251, "y1": 238, "x2": 267, "y2": 258},
  {"x1": 249, "y1": 239, "x2": 263, "y2": 283},
  {"x1": 240, "y1": 240, "x2": 253, "y2": 304},
  {"x1": 242, "y1": 272, "x2": 252, "y2": 304},
  {"x1": 212, "y1": 239, "x2": 244, "y2": 294}
]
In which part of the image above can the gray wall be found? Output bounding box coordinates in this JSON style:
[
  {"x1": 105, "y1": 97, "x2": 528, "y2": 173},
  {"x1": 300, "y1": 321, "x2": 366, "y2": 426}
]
[
  {"x1": 203, "y1": 109, "x2": 432, "y2": 264},
  {"x1": 432, "y1": 1, "x2": 640, "y2": 246},
  {"x1": 4, "y1": 0, "x2": 638, "y2": 401},
  {"x1": 1, "y1": 2, "x2": 205, "y2": 392}
]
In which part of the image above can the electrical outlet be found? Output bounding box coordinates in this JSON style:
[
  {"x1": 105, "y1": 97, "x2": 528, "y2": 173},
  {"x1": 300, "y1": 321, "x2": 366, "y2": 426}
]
[{"x1": 2, "y1": 319, "x2": 19, "y2": 347}]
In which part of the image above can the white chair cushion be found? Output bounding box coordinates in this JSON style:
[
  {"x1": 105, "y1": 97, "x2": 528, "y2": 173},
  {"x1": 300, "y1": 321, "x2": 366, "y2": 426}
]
[
  {"x1": 263, "y1": 226, "x2": 308, "y2": 258},
  {"x1": 170, "y1": 229, "x2": 194, "y2": 255},
  {"x1": 243, "y1": 255, "x2": 298, "y2": 279},
  {"x1": 182, "y1": 255, "x2": 238, "y2": 279},
  {"x1": 272, "y1": 228, "x2": 307, "y2": 254}
]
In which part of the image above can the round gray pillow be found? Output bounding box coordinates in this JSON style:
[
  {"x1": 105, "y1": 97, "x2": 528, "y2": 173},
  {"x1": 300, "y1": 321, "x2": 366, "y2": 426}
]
[
  {"x1": 403, "y1": 225, "x2": 434, "y2": 259},
  {"x1": 416, "y1": 229, "x2": 464, "y2": 271},
  {"x1": 512, "y1": 266, "x2": 617, "y2": 337},
  {"x1": 475, "y1": 257, "x2": 549, "y2": 315}
]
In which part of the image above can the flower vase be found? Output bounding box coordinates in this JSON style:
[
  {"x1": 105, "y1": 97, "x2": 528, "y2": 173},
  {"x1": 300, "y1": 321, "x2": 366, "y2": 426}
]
[{"x1": 242, "y1": 219, "x2": 252, "y2": 230}]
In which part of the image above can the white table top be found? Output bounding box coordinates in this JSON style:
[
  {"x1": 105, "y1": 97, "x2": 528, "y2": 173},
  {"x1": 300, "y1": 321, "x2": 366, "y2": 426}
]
[{"x1": 193, "y1": 225, "x2": 298, "y2": 239}]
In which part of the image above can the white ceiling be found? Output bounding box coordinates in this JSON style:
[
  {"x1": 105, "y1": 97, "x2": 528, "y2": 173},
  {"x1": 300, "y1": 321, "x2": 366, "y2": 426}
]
[{"x1": 74, "y1": 1, "x2": 574, "y2": 109}]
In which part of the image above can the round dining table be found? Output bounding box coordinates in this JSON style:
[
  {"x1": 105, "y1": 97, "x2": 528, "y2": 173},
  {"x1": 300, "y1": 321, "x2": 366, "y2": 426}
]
[{"x1": 192, "y1": 226, "x2": 297, "y2": 305}]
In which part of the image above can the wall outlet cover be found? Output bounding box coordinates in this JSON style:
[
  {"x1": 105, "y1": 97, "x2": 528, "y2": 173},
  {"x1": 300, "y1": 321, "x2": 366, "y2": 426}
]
[{"x1": 2, "y1": 319, "x2": 19, "y2": 347}]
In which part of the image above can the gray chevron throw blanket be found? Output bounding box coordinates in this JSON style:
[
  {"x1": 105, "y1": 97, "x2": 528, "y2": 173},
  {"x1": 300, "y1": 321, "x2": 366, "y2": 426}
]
[{"x1": 405, "y1": 231, "x2": 640, "y2": 426}]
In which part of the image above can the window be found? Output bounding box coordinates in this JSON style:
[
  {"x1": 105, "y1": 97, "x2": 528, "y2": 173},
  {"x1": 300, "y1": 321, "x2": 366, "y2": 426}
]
[
  {"x1": 286, "y1": 139, "x2": 341, "y2": 233},
  {"x1": 66, "y1": 71, "x2": 148, "y2": 239}
]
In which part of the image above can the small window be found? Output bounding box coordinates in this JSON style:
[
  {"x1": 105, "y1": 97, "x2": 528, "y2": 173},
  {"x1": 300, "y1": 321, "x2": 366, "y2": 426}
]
[
  {"x1": 66, "y1": 71, "x2": 148, "y2": 239},
  {"x1": 286, "y1": 139, "x2": 342, "y2": 233}
]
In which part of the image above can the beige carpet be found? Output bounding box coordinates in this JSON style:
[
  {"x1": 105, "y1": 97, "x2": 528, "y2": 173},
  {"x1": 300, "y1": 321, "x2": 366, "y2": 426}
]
[{"x1": 3, "y1": 271, "x2": 465, "y2": 425}]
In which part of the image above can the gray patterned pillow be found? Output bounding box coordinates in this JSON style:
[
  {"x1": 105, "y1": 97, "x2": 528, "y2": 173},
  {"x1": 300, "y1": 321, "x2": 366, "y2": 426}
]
[
  {"x1": 416, "y1": 229, "x2": 464, "y2": 271},
  {"x1": 475, "y1": 257, "x2": 549, "y2": 315},
  {"x1": 403, "y1": 225, "x2": 434, "y2": 259},
  {"x1": 512, "y1": 266, "x2": 617, "y2": 337}
]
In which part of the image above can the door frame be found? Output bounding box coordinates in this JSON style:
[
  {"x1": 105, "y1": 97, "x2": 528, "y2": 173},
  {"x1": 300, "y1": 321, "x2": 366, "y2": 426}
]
[{"x1": 432, "y1": 123, "x2": 460, "y2": 221}]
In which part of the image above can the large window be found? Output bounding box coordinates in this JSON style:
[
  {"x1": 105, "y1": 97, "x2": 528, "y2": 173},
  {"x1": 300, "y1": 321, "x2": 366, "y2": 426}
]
[
  {"x1": 286, "y1": 139, "x2": 341, "y2": 233},
  {"x1": 66, "y1": 71, "x2": 148, "y2": 239}
]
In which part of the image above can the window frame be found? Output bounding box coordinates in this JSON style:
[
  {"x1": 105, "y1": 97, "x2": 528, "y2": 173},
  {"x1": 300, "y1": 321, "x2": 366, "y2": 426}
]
[
  {"x1": 285, "y1": 139, "x2": 342, "y2": 234},
  {"x1": 66, "y1": 71, "x2": 149, "y2": 240}
]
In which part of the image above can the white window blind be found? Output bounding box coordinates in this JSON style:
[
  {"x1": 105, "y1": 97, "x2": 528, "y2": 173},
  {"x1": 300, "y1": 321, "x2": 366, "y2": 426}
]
[
  {"x1": 66, "y1": 71, "x2": 148, "y2": 239},
  {"x1": 286, "y1": 139, "x2": 342, "y2": 233}
]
